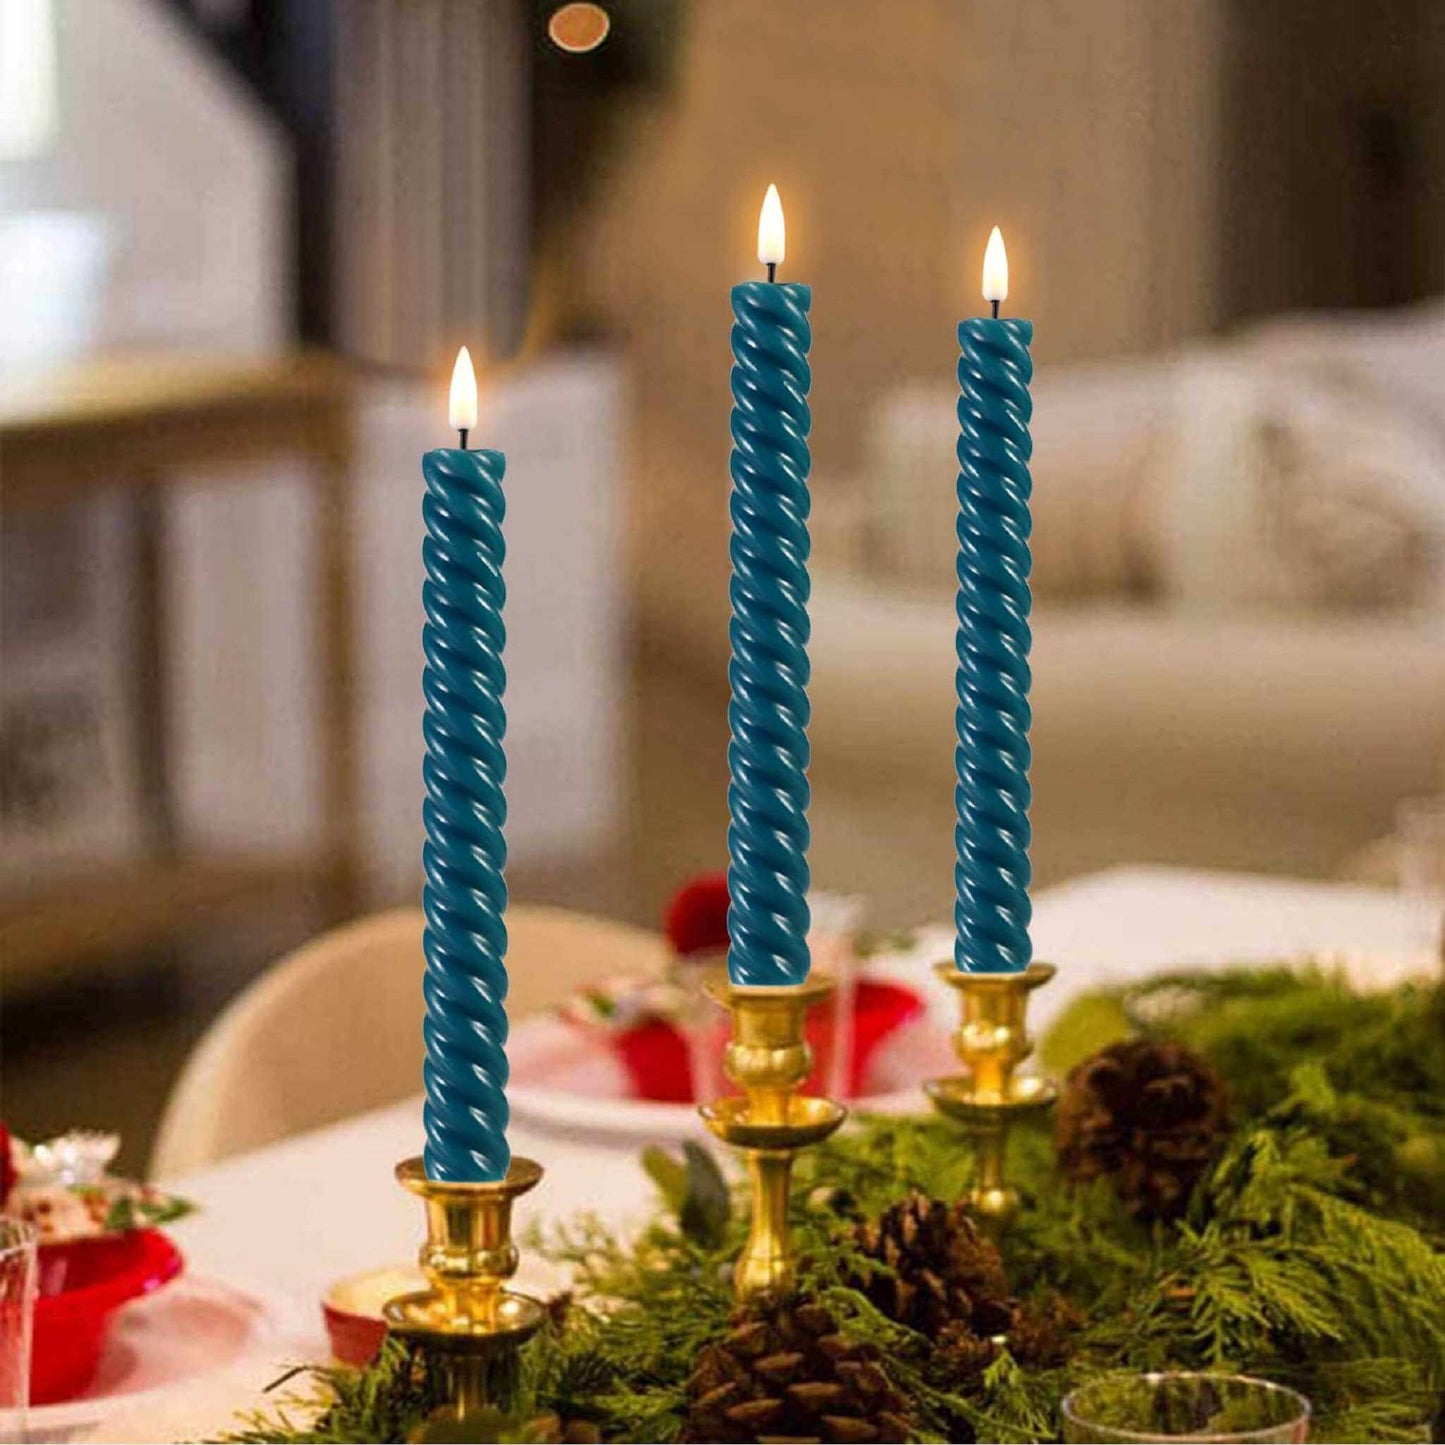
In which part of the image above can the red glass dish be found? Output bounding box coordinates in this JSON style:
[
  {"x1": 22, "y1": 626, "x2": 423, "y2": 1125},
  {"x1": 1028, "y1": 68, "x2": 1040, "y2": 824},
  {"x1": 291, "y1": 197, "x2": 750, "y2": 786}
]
[
  {"x1": 32, "y1": 1229, "x2": 184, "y2": 1404},
  {"x1": 613, "y1": 1015, "x2": 698, "y2": 1103},
  {"x1": 605, "y1": 979, "x2": 925, "y2": 1103},
  {"x1": 802, "y1": 979, "x2": 927, "y2": 1096}
]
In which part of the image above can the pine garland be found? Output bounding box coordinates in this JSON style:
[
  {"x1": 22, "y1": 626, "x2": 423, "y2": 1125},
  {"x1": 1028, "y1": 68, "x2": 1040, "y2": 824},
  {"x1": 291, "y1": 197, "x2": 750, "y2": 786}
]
[{"x1": 228, "y1": 965, "x2": 1444, "y2": 1444}]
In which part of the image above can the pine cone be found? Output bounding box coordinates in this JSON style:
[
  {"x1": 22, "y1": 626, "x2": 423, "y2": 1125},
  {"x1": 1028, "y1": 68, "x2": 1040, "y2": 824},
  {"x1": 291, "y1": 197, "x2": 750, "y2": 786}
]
[
  {"x1": 1007, "y1": 1292, "x2": 1084, "y2": 1370},
  {"x1": 847, "y1": 1192, "x2": 1013, "y2": 1337},
  {"x1": 930, "y1": 1321, "x2": 998, "y2": 1391},
  {"x1": 929, "y1": 1293, "x2": 1083, "y2": 1397},
  {"x1": 681, "y1": 1297, "x2": 913, "y2": 1444},
  {"x1": 1056, "y1": 1038, "x2": 1230, "y2": 1222},
  {"x1": 515, "y1": 1412, "x2": 604, "y2": 1444}
]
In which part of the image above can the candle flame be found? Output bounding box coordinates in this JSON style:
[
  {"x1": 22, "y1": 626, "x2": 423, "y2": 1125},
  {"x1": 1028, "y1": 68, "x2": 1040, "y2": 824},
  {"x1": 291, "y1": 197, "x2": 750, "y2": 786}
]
[
  {"x1": 449, "y1": 346, "x2": 478, "y2": 432},
  {"x1": 757, "y1": 183, "x2": 785, "y2": 267},
  {"x1": 982, "y1": 226, "x2": 1008, "y2": 305}
]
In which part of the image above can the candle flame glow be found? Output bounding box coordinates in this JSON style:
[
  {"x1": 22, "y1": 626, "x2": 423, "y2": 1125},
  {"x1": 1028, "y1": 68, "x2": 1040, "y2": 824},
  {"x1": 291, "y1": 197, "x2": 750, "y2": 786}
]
[
  {"x1": 449, "y1": 346, "x2": 478, "y2": 432},
  {"x1": 757, "y1": 183, "x2": 785, "y2": 267},
  {"x1": 982, "y1": 226, "x2": 1009, "y2": 305}
]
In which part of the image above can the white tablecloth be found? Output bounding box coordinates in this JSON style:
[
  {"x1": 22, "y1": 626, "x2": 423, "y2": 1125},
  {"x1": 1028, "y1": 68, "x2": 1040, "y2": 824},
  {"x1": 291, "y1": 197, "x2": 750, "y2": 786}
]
[{"x1": 70, "y1": 867, "x2": 1442, "y2": 1441}]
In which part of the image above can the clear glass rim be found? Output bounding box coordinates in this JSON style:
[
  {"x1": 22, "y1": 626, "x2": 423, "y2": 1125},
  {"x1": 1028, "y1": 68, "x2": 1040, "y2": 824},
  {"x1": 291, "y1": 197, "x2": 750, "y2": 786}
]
[
  {"x1": 1396, "y1": 792, "x2": 1445, "y2": 825},
  {"x1": 1061, "y1": 1370, "x2": 1312, "y2": 1444}
]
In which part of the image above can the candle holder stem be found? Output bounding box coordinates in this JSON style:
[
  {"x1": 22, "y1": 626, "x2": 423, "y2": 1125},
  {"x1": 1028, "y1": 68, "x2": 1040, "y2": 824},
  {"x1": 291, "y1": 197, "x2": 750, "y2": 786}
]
[
  {"x1": 385, "y1": 1156, "x2": 546, "y2": 1427},
  {"x1": 925, "y1": 962, "x2": 1058, "y2": 1231},
  {"x1": 700, "y1": 976, "x2": 846, "y2": 1302}
]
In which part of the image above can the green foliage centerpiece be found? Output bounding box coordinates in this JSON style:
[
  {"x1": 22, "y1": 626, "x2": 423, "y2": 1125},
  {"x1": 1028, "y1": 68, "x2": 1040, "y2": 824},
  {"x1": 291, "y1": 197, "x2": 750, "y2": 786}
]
[{"x1": 231, "y1": 964, "x2": 1445, "y2": 1444}]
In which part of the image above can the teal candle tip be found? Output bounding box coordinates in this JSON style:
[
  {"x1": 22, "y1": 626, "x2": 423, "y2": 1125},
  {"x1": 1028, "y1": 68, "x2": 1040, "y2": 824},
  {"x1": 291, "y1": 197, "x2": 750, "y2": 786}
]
[
  {"x1": 420, "y1": 444, "x2": 513, "y2": 1180},
  {"x1": 725, "y1": 280, "x2": 814, "y2": 988},
  {"x1": 954, "y1": 318, "x2": 1034, "y2": 975}
]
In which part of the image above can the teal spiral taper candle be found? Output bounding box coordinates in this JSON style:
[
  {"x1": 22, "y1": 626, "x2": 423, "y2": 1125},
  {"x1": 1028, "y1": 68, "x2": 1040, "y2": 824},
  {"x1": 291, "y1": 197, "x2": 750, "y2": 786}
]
[
  {"x1": 726, "y1": 185, "x2": 813, "y2": 988},
  {"x1": 954, "y1": 228, "x2": 1033, "y2": 975},
  {"x1": 421, "y1": 348, "x2": 511, "y2": 1180}
]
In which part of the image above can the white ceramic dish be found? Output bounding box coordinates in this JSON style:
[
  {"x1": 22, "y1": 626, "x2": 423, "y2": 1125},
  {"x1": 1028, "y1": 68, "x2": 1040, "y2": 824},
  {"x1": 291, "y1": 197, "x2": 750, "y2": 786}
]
[
  {"x1": 505, "y1": 915, "x2": 1437, "y2": 1146},
  {"x1": 507, "y1": 943, "x2": 960, "y2": 1143},
  {"x1": 6, "y1": 1276, "x2": 305, "y2": 1441}
]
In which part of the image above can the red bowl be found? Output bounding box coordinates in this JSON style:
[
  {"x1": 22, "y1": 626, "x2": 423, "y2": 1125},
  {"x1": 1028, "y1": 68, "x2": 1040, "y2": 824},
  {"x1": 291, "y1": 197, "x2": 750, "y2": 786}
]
[{"x1": 32, "y1": 1229, "x2": 184, "y2": 1404}]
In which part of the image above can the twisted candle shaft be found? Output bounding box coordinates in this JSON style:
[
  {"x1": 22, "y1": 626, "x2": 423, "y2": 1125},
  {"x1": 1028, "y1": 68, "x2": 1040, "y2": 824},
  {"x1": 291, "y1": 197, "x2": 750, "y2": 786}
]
[
  {"x1": 955, "y1": 319, "x2": 1033, "y2": 974},
  {"x1": 421, "y1": 447, "x2": 510, "y2": 1180},
  {"x1": 726, "y1": 282, "x2": 813, "y2": 988}
]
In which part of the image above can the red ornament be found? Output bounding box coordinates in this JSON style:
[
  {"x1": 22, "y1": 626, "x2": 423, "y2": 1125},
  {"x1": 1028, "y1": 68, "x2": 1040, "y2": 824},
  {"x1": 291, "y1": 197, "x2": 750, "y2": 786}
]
[{"x1": 664, "y1": 873, "x2": 731, "y2": 957}]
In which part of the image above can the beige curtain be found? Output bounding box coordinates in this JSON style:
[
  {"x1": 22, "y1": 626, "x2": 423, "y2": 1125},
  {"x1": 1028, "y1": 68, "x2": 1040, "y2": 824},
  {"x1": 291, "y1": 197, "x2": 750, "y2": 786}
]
[{"x1": 331, "y1": 0, "x2": 529, "y2": 369}]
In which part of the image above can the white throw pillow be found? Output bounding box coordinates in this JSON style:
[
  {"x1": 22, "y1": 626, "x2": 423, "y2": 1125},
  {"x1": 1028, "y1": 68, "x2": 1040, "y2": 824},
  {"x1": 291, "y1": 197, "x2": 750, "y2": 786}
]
[
  {"x1": 1157, "y1": 345, "x2": 1445, "y2": 614},
  {"x1": 860, "y1": 359, "x2": 1171, "y2": 601}
]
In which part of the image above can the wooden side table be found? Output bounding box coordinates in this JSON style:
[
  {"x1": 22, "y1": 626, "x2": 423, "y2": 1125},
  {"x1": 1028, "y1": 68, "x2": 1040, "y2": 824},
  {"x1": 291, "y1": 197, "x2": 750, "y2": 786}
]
[{"x1": 0, "y1": 351, "x2": 360, "y2": 987}]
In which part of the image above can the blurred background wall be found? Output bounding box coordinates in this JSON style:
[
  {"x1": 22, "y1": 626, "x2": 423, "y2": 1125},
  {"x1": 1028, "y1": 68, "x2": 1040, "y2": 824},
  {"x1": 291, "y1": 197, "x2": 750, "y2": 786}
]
[
  {"x1": 535, "y1": 0, "x2": 1445, "y2": 916},
  {"x1": 565, "y1": 0, "x2": 1229, "y2": 650},
  {"x1": 2, "y1": 0, "x2": 1443, "y2": 1166}
]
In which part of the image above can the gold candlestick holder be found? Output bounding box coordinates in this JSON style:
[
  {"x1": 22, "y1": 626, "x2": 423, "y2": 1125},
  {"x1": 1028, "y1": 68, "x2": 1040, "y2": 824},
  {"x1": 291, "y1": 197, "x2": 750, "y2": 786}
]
[
  {"x1": 700, "y1": 975, "x2": 847, "y2": 1301},
  {"x1": 925, "y1": 961, "x2": 1058, "y2": 1230},
  {"x1": 385, "y1": 1156, "x2": 547, "y2": 1424}
]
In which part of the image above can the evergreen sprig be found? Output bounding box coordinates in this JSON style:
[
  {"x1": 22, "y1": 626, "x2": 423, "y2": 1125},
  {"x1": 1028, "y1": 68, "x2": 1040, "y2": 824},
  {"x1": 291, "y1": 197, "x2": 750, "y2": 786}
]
[
  {"x1": 225, "y1": 1340, "x2": 444, "y2": 1443},
  {"x1": 227, "y1": 965, "x2": 1443, "y2": 1443}
]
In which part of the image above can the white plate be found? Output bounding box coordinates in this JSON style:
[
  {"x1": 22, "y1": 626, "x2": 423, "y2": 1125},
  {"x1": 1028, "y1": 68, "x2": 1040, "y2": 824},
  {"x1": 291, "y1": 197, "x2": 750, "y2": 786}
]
[
  {"x1": 8, "y1": 1276, "x2": 306, "y2": 1442},
  {"x1": 507, "y1": 908, "x2": 1440, "y2": 1146},
  {"x1": 507, "y1": 966, "x2": 958, "y2": 1143}
]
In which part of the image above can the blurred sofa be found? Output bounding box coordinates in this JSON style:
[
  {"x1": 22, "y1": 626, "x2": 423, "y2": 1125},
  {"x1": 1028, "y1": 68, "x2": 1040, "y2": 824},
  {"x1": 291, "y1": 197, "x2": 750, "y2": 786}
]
[{"x1": 795, "y1": 306, "x2": 1445, "y2": 923}]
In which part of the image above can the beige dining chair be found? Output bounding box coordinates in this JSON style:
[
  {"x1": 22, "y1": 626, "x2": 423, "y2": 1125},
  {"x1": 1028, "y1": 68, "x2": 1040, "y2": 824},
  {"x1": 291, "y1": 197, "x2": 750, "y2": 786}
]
[{"x1": 149, "y1": 904, "x2": 668, "y2": 1181}]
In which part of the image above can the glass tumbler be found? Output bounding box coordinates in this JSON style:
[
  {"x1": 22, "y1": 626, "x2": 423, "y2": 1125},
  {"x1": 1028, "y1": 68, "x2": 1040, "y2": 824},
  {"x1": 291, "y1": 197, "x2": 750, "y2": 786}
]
[
  {"x1": 1396, "y1": 794, "x2": 1445, "y2": 899},
  {"x1": 1062, "y1": 1371, "x2": 1310, "y2": 1443},
  {"x1": 0, "y1": 1219, "x2": 38, "y2": 1429}
]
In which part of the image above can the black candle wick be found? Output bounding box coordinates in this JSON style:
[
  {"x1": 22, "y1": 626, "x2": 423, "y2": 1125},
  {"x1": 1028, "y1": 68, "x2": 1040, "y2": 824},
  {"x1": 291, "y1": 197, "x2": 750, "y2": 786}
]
[
  {"x1": 767, "y1": 261, "x2": 777, "y2": 284},
  {"x1": 458, "y1": 428, "x2": 469, "y2": 450},
  {"x1": 991, "y1": 299, "x2": 1000, "y2": 319}
]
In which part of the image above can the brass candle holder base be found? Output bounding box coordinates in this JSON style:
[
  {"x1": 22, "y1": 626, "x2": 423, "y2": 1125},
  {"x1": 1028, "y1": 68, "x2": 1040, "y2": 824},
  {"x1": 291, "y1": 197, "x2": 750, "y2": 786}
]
[
  {"x1": 385, "y1": 1156, "x2": 546, "y2": 1424},
  {"x1": 700, "y1": 975, "x2": 847, "y2": 1302},
  {"x1": 925, "y1": 961, "x2": 1058, "y2": 1231}
]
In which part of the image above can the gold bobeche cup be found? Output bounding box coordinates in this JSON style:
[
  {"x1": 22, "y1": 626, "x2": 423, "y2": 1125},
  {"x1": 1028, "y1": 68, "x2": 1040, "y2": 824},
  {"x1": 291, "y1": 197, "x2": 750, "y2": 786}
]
[
  {"x1": 700, "y1": 975, "x2": 847, "y2": 1301},
  {"x1": 385, "y1": 1156, "x2": 547, "y2": 1423},
  {"x1": 925, "y1": 961, "x2": 1059, "y2": 1229}
]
